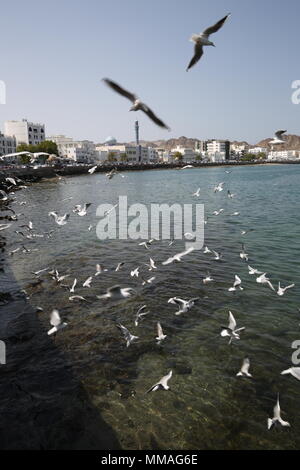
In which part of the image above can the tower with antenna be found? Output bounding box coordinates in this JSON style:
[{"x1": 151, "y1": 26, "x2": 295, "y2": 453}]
[{"x1": 135, "y1": 120, "x2": 142, "y2": 162}]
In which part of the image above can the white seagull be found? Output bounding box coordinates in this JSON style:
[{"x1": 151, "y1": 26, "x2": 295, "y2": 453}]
[
  {"x1": 83, "y1": 276, "x2": 93, "y2": 288},
  {"x1": 103, "y1": 78, "x2": 170, "y2": 130},
  {"x1": 193, "y1": 188, "x2": 201, "y2": 197},
  {"x1": 134, "y1": 305, "x2": 149, "y2": 327},
  {"x1": 70, "y1": 279, "x2": 77, "y2": 293},
  {"x1": 228, "y1": 275, "x2": 243, "y2": 292},
  {"x1": 168, "y1": 297, "x2": 199, "y2": 315},
  {"x1": 281, "y1": 367, "x2": 300, "y2": 381},
  {"x1": 117, "y1": 323, "x2": 139, "y2": 347},
  {"x1": 277, "y1": 282, "x2": 295, "y2": 296},
  {"x1": 248, "y1": 265, "x2": 263, "y2": 275},
  {"x1": 97, "y1": 285, "x2": 135, "y2": 300},
  {"x1": 213, "y1": 209, "x2": 224, "y2": 216},
  {"x1": 268, "y1": 394, "x2": 290, "y2": 430},
  {"x1": 203, "y1": 246, "x2": 211, "y2": 254},
  {"x1": 269, "y1": 130, "x2": 287, "y2": 145},
  {"x1": 212, "y1": 250, "x2": 222, "y2": 261},
  {"x1": 73, "y1": 203, "x2": 92, "y2": 217},
  {"x1": 214, "y1": 182, "x2": 225, "y2": 193},
  {"x1": 95, "y1": 263, "x2": 108, "y2": 276},
  {"x1": 186, "y1": 14, "x2": 231, "y2": 71},
  {"x1": 221, "y1": 311, "x2": 245, "y2": 344},
  {"x1": 203, "y1": 274, "x2": 214, "y2": 284},
  {"x1": 156, "y1": 322, "x2": 167, "y2": 343},
  {"x1": 47, "y1": 309, "x2": 68, "y2": 336},
  {"x1": 256, "y1": 273, "x2": 275, "y2": 291},
  {"x1": 146, "y1": 371, "x2": 172, "y2": 393},
  {"x1": 49, "y1": 211, "x2": 70, "y2": 226},
  {"x1": 240, "y1": 244, "x2": 249, "y2": 261},
  {"x1": 88, "y1": 165, "x2": 97, "y2": 174},
  {"x1": 162, "y1": 247, "x2": 194, "y2": 265},
  {"x1": 131, "y1": 267, "x2": 140, "y2": 278},
  {"x1": 236, "y1": 357, "x2": 252, "y2": 377}
]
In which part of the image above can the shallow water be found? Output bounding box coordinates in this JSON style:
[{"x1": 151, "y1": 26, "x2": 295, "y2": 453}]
[{"x1": 6, "y1": 164, "x2": 300, "y2": 450}]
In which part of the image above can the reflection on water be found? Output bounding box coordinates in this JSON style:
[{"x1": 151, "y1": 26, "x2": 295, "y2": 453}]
[{"x1": 6, "y1": 164, "x2": 300, "y2": 449}]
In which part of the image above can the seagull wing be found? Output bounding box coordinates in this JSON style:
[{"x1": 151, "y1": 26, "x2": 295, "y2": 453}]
[
  {"x1": 228, "y1": 311, "x2": 237, "y2": 331},
  {"x1": 241, "y1": 358, "x2": 251, "y2": 375},
  {"x1": 275, "y1": 130, "x2": 287, "y2": 139},
  {"x1": 102, "y1": 78, "x2": 136, "y2": 103},
  {"x1": 157, "y1": 322, "x2": 164, "y2": 337},
  {"x1": 202, "y1": 13, "x2": 231, "y2": 37},
  {"x1": 160, "y1": 370, "x2": 172, "y2": 388},
  {"x1": 140, "y1": 103, "x2": 170, "y2": 130},
  {"x1": 186, "y1": 43, "x2": 203, "y2": 71}
]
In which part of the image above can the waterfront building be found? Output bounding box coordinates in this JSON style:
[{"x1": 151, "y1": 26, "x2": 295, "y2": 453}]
[
  {"x1": 0, "y1": 132, "x2": 17, "y2": 156},
  {"x1": 171, "y1": 146, "x2": 197, "y2": 163},
  {"x1": 268, "y1": 150, "x2": 299, "y2": 161},
  {"x1": 48, "y1": 135, "x2": 97, "y2": 163},
  {"x1": 248, "y1": 147, "x2": 268, "y2": 155},
  {"x1": 206, "y1": 140, "x2": 230, "y2": 160},
  {"x1": 4, "y1": 119, "x2": 45, "y2": 146}
]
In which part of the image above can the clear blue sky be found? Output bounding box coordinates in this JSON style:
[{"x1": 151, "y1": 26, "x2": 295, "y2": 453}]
[{"x1": 1, "y1": 0, "x2": 299, "y2": 144}]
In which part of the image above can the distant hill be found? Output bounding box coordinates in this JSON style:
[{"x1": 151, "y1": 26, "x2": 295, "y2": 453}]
[
  {"x1": 256, "y1": 134, "x2": 300, "y2": 151},
  {"x1": 96, "y1": 134, "x2": 300, "y2": 151}
]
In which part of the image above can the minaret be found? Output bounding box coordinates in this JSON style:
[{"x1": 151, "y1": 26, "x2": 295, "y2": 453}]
[{"x1": 135, "y1": 120, "x2": 142, "y2": 162}]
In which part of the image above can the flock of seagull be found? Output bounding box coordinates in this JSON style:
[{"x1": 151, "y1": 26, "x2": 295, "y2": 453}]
[{"x1": 1, "y1": 162, "x2": 298, "y2": 434}]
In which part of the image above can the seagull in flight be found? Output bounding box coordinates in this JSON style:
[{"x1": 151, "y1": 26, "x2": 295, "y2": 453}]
[
  {"x1": 248, "y1": 265, "x2": 263, "y2": 275},
  {"x1": 73, "y1": 203, "x2": 92, "y2": 217},
  {"x1": 193, "y1": 188, "x2": 201, "y2": 197},
  {"x1": 269, "y1": 130, "x2": 287, "y2": 145},
  {"x1": 240, "y1": 244, "x2": 249, "y2": 262},
  {"x1": 213, "y1": 209, "x2": 224, "y2": 216},
  {"x1": 268, "y1": 394, "x2": 290, "y2": 430},
  {"x1": 168, "y1": 297, "x2": 199, "y2": 315},
  {"x1": 131, "y1": 267, "x2": 140, "y2": 278},
  {"x1": 156, "y1": 322, "x2": 167, "y2": 343},
  {"x1": 212, "y1": 250, "x2": 222, "y2": 261},
  {"x1": 186, "y1": 14, "x2": 231, "y2": 71},
  {"x1": 162, "y1": 247, "x2": 194, "y2": 265},
  {"x1": 228, "y1": 275, "x2": 243, "y2": 292},
  {"x1": 203, "y1": 274, "x2": 214, "y2": 284},
  {"x1": 117, "y1": 323, "x2": 139, "y2": 347},
  {"x1": 236, "y1": 357, "x2": 252, "y2": 377},
  {"x1": 281, "y1": 367, "x2": 300, "y2": 381},
  {"x1": 83, "y1": 276, "x2": 93, "y2": 288},
  {"x1": 97, "y1": 285, "x2": 135, "y2": 300},
  {"x1": 146, "y1": 371, "x2": 172, "y2": 393},
  {"x1": 88, "y1": 165, "x2": 97, "y2": 174},
  {"x1": 102, "y1": 78, "x2": 170, "y2": 130},
  {"x1": 49, "y1": 211, "x2": 70, "y2": 226},
  {"x1": 214, "y1": 182, "x2": 225, "y2": 193},
  {"x1": 277, "y1": 282, "x2": 295, "y2": 296},
  {"x1": 47, "y1": 309, "x2": 68, "y2": 336},
  {"x1": 203, "y1": 246, "x2": 211, "y2": 254},
  {"x1": 134, "y1": 305, "x2": 149, "y2": 326},
  {"x1": 221, "y1": 311, "x2": 245, "y2": 344},
  {"x1": 256, "y1": 273, "x2": 275, "y2": 291},
  {"x1": 95, "y1": 263, "x2": 108, "y2": 276}
]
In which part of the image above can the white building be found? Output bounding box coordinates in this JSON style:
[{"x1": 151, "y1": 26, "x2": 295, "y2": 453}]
[
  {"x1": 268, "y1": 150, "x2": 299, "y2": 161},
  {"x1": 248, "y1": 147, "x2": 268, "y2": 155},
  {"x1": 0, "y1": 132, "x2": 17, "y2": 156},
  {"x1": 95, "y1": 141, "x2": 157, "y2": 163},
  {"x1": 206, "y1": 140, "x2": 230, "y2": 158},
  {"x1": 171, "y1": 146, "x2": 197, "y2": 163},
  {"x1": 48, "y1": 135, "x2": 97, "y2": 163},
  {"x1": 4, "y1": 119, "x2": 45, "y2": 146}
]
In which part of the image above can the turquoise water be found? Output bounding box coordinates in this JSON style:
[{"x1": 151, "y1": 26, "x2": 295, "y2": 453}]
[{"x1": 7, "y1": 164, "x2": 300, "y2": 449}]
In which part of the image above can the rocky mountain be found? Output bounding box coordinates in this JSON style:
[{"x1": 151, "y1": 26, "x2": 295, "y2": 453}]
[{"x1": 128, "y1": 136, "x2": 202, "y2": 151}]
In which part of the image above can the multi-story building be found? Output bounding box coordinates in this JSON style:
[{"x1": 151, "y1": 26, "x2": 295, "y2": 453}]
[
  {"x1": 206, "y1": 140, "x2": 230, "y2": 160},
  {"x1": 248, "y1": 147, "x2": 268, "y2": 155},
  {"x1": 268, "y1": 150, "x2": 299, "y2": 161},
  {"x1": 0, "y1": 132, "x2": 17, "y2": 156},
  {"x1": 171, "y1": 146, "x2": 197, "y2": 163},
  {"x1": 95, "y1": 141, "x2": 157, "y2": 163},
  {"x1": 48, "y1": 135, "x2": 97, "y2": 163},
  {"x1": 4, "y1": 119, "x2": 45, "y2": 146}
]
